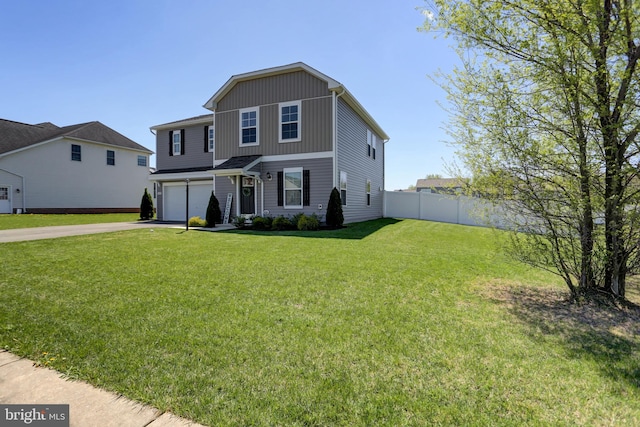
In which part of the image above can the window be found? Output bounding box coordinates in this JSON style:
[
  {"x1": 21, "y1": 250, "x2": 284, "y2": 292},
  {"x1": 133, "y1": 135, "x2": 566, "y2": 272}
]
[
  {"x1": 172, "y1": 130, "x2": 182, "y2": 155},
  {"x1": 340, "y1": 171, "x2": 347, "y2": 205},
  {"x1": 372, "y1": 133, "x2": 377, "y2": 159},
  {"x1": 284, "y1": 167, "x2": 303, "y2": 208},
  {"x1": 367, "y1": 130, "x2": 372, "y2": 157},
  {"x1": 0, "y1": 187, "x2": 8, "y2": 201},
  {"x1": 106, "y1": 150, "x2": 115, "y2": 166},
  {"x1": 366, "y1": 179, "x2": 371, "y2": 206},
  {"x1": 367, "y1": 130, "x2": 377, "y2": 159},
  {"x1": 71, "y1": 144, "x2": 81, "y2": 161},
  {"x1": 240, "y1": 107, "x2": 259, "y2": 145},
  {"x1": 208, "y1": 126, "x2": 215, "y2": 152},
  {"x1": 137, "y1": 155, "x2": 147, "y2": 167},
  {"x1": 279, "y1": 101, "x2": 301, "y2": 142}
]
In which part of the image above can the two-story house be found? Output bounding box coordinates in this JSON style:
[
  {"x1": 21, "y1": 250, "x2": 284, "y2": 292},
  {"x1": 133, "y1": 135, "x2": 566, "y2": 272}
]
[{"x1": 150, "y1": 62, "x2": 389, "y2": 224}]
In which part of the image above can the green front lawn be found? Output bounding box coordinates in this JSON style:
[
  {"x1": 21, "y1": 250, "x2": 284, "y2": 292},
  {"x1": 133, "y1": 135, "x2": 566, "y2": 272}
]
[
  {"x1": 1, "y1": 219, "x2": 638, "y2": 426},
  {"x1": 0, "y1": 213, "x2": 141, "y2": 230}
]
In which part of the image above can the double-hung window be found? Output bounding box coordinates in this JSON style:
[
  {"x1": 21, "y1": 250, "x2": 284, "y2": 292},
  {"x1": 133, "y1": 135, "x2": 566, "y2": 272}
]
[
  {"x1": 367, "y1": 130, "x2": 377, "y2": 159},
  {"x1": 107, "y1": 150, "x2": 115, "y2": 166},
  {"x1": 279, "y1": 101, "x2": 301, "y2": 142},
  {"x1": 171, "y1": 130, "x2": 183, "y2": 156},
  {"x1": 284, "y1": 167, "x2": 303, "y2": 208},
  {"x1": 240, "y1": 107, "x2": 259, "y2": 145},
  {"x1": 208, "y1": 125, "x2": 215, "y2": 152},
  {"x1": 71, "y1": 144, "x2": 81, "y2": 161},
  {"x1": 366, "y1": 179, "x2": 371, "y2": 206}
]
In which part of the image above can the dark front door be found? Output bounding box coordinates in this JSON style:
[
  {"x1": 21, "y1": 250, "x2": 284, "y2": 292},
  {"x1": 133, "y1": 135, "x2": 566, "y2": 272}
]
[{"x1": 241, "y1": 177, "x2": 255, "y2": 215}]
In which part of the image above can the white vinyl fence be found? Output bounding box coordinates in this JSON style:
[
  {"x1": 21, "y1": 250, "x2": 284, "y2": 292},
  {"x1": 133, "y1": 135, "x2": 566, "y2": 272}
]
[{"x1": 383, "y1": 191, "x2": 507, "y2": 228}]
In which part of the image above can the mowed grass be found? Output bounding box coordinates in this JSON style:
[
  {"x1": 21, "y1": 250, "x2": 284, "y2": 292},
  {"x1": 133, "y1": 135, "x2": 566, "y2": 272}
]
[
  {"x1": 1, "y1": 219, "x2": 639, "y2": 426},
  {"x1": 0, "y1": 213, "x2": 141, "y2": 230}
]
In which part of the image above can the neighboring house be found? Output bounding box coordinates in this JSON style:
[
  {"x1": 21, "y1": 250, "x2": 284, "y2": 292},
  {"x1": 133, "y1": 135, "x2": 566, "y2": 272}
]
[
  {"x1": 150, "y1": 62, "x2": 390, "y2": 224},
  {"x1": 0, "y1": 119, "x2": 153, "y2": 214},
  {"x1": 415, "y1": 178, "x2": 465, "y2": 195}
]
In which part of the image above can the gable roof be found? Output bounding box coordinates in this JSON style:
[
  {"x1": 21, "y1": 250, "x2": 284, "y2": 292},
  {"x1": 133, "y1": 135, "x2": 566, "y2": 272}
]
[
  {"x1": 0, "y1": 119, "x2": 153, "y2": 156},
  {"x1": 150, "y1": 114, "x2": 214, "y2": 131},
  {"x1": 203, "y1": 62, "x2": 389, "y2": 141},
  {"x1": 416, "y1": 178, "x2": 466, "y2": 188}
]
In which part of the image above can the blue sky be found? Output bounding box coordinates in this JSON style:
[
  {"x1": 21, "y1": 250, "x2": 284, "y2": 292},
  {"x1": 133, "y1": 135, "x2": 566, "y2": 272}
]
[{"x1": 1, "y1": 0, "x2": 460, "y2": 191}]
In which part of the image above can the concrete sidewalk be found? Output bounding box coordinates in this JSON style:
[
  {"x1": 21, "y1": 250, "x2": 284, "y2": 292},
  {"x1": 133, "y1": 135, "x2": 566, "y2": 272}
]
[
  {"x1": 0, "y1": 222, "x2": 236, "y2": 243},
  {"x1": 0, "y1": 351, "x2": 206, "y2": 427}
]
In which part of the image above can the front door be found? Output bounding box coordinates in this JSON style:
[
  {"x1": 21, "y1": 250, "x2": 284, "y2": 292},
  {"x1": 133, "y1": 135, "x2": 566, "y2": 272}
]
[
  {"x1": 0, "y1": 186, "x2": 11, "y2": 214},
  {"x1": 241, "y1": 177, "x2": 255, "y2": 215}
]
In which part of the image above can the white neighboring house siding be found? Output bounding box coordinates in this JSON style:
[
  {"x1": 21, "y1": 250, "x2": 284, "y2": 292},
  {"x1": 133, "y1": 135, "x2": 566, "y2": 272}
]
[{"x1": 0, "y1": 138, "x2": 150, "y2": 210}]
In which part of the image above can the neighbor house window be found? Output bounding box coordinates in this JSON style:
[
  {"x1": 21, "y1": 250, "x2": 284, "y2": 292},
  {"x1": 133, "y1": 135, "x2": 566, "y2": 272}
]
[
  {"x1": 240, "y1": 107, "x2": 259, "y2": 145},
  {"x1": 367, "y1": 130, "x2": 377, "y2": 159},
  {"x1": 71, "y1": 144, "x2": 81, "y2": 161},
  {"x1": 137, "y1": 155, "x2": 147, "y2": 167},
  {"x1": 367, "y1": 130, "x2": 372, "y2": 157},
  {"x1": 283, "y1": 167, "x2": 303, "y2": 208},
  {"x1": 172, "y1": 130, "x2": 182, "y2": 155},
  {"x1": 0, "y1": 187, "x2": 8, "y2": 201},
  {"x1": 279, "y1": 101, "x2": 301, "y2": 142},
  {"x1": 208, "y1": 125, "x2": 215, "y2": 152},
  {"x1": 366, "y1": 179, "x2": 371, "y2": 206},
  {"x1": 340, "y1": 171, "x2": 347, "y2": 205},
  {"x1": 107, "y1": 150, "x2": 115, "y2": 166}
]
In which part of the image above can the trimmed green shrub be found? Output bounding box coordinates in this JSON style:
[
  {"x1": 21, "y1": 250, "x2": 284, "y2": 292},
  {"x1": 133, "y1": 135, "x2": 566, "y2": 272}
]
[
  {"x1": 326, "y1": 187, "x2": 344, "y2": 228},
  {"x1": 297, "y1": 214, "x2": 320, "y2": 231},
  {"x1": 290, "y1": 213, "x2": 305, "y2": 229},
  {"x1": 139, "y1": 188, "x2": 154, "y2": 220},
  {"x1": 205, "y1": 191, "x2": 222, "y2": 227},
  {"x1": 252, "y1": 216, "x2": 273, "y2": 231},
  {"x1": 272, "y1": 216, "x2": 293, "y2": 231},
  {"x1": 232, "y1": 216, "x2": 249, "y2": 229},
  {"x1": 188, "y1": 216, "x2": 207, "y2": 227}
]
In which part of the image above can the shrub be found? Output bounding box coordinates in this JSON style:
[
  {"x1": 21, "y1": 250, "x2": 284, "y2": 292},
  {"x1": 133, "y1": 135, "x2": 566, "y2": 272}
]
[
  {"x1": 232, "y1": 215, "x2": 248, "y2": 229},
  {"x1": 205, "y1": 191, "x2": 222, "y2": 227},
  {"x1": 297, "y1": 214, "x2": 320, "y2": 231},
  {"x1": 326, "y1": 187, "x2": 344, "y2": 228},
  {"x1": 139, "y1": 188, "x2": 154, "y2": 220},
  {"x1": 272, "y1": 216, "x2": 293, "y2": 231},
  {"x1": 252, "y1": 215, "x2": 273, "y2": 231},
  {"x1": 188, "y1": 216, "x2": 207, "y2": 227},
  {"x1": 289, "y1": 213, "x2": 305, "y2": 229}
]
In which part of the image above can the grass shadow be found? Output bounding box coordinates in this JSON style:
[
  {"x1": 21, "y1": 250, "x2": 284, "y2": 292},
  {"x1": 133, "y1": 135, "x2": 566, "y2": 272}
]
[
  {"x1": 482, "y1": 282, "x2": 640, "y2": 390},
  {"x1": 219, "y1": 217, "x2": 403, "y2": 240}
]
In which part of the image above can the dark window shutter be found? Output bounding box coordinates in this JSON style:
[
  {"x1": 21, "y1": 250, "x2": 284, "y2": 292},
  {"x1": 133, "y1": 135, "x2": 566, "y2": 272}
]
[
  {"x1": 169, "y1": 131, "x2": 173, "y2": 156},
  {"x1": 368, "y1": 144, "x2": 371, "y2": 157},
  {"x1": 204, "y1": 126, "x2": 209, "y2": 152},
  {"x1": 277, "y1": 171, "x2": 283, "y2": 206},
  {"x1": 373, "y1": 147, "x2": 376, "y2": 160},
  {"x1": 303, "y1": 170, "x2": 310, "y2": 206},
  {"x1": 180, "y1": 129, "x2": 185, "y2": 155}
]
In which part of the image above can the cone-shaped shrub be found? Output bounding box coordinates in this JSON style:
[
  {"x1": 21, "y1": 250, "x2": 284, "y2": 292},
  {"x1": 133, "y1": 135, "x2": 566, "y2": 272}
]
[
  {"x1": 326, "y1": 187, "x2": 344, "y2": 228},
  {"x1": 205, "y1": 191, "x2": 222, "y2": 227},
  {"x1": 140, "y1": 188, "x2": 154, "y2": 220}
]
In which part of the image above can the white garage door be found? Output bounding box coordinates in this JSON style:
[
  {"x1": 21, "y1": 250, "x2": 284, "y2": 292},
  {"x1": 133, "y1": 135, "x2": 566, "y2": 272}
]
[
  {"x1": 0, "y1": 186, "x2": 11, "y2": 214},
  {"x1": 163, "y1": 182, "x2": 213, "y2": 222}
]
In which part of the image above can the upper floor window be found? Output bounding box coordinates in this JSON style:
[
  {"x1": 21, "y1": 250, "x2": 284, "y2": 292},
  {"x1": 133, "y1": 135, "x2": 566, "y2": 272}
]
[
  {"x1": 172, "y1": 130, "x2": 182, "y2": 156},
  {"x1": 240, "y1": 107, "x2": 259, "y2": 146},
  {"x1": 367, "y1": 130, "x2": 377, "y2": 159},
  {"x1": 279, "y1": 101, "x2": 301, "y2": 142},
  {"x1": 208, "y1": 125, "x2": 215, "y2": 152},
  {"x1": 106, "y1": 150, "x2": 115, "y2": 166},
  {"x1": 137, "y1": 155, "x2": 147, "y2": 167},
  {"x1": 71, "y1": 144, "x2": 81, "y2": 161}
]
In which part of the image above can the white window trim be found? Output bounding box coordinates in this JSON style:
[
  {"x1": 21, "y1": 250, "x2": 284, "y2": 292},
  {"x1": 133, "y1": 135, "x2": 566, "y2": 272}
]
[
  {"x1": 366, "y1": 179, "x2": 371, "y2": 206},
  {"x1": 208, "y1": 125, "x2": 215, "y2": 152},
  {"x1": 279, "y1": 100, "x2": 301, "y2": 143},
  {"x1": 137, "y1": 155, "x2": 147, "y2": 167},
  {"x1": 283, "y1": 167, "x2": 303, "y2": 209},
  {"x1": 239, "y1": 107, "x2": 259, "y2": 146},
  {"x1": 172, "y1": 130, "x2": 182, "y2": 156},
  {"x1": 367, "y1": 129, "x2": 372, "y2": 157}
]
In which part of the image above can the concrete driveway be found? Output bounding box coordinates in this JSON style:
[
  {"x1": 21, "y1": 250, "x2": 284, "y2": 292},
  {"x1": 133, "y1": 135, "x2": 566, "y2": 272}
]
[{"x1": 0, "y1": 221, "x2": 179, "y2": 243}]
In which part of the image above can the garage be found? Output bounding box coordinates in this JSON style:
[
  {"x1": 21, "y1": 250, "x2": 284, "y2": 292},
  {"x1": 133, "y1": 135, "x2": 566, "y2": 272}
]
[{"x1": 163, "y1": 181, "x2": 213, "y2": 222}]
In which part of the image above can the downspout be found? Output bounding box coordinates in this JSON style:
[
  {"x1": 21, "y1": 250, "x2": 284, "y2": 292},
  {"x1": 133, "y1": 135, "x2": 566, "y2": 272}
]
[{"x1": 333, "y1": 87, "x2": 346, "y2": 189}]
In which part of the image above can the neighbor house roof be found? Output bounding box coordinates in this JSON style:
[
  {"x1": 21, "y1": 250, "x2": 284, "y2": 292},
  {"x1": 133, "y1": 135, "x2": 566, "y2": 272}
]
[
  {"x1": 0, "y1": 119, "x2": 153, "y2": 156},
  {"x1": 416, "y1": 178, "x2": 466, "y2": 189},
  {"x1": 203, "y1": 62, "x2": 390, "y2": 141}
]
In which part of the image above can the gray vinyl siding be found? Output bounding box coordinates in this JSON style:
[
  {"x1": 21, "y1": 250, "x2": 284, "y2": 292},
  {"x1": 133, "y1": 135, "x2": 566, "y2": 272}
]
[
  {"x1": 214, "y1": 175, "x2": 237, "y2": 221},
  {"x1": 214, "y1": 69, "x2": 333, "y2": 160},
  {"x1": 155, "y1": 125, "x2": 213, "y2": 171},
  {"x1": 217, "y1": 71, "x2": 330, "y2": 111},
  {"x1": 337, "y1": 98, "x2": 385, "y2": 223}
]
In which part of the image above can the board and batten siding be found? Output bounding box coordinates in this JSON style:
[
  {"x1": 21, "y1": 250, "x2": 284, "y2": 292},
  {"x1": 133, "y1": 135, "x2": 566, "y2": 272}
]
[
  {"x1": 336, "y1": 98, "x2": 385, "y2": 223},
  {"x1": 155, "y1": 125, "x2": 213, "y2": 171},
  {"x1": 214, "y1": 69, "x2": 333, "y2": 160}
]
